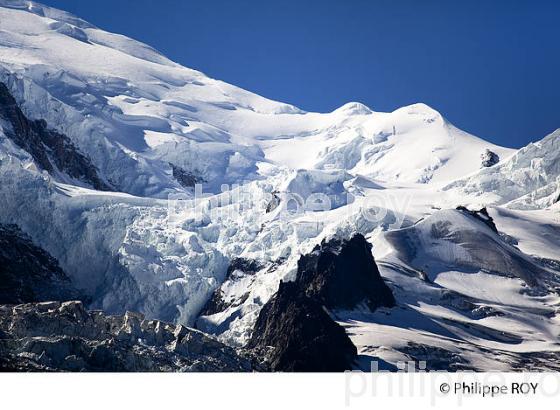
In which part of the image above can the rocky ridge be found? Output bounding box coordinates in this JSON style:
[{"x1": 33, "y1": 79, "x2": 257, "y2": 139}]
[
  {"x1": 0, "y1": 224, "x2": 79, "y2": 304},
  {"x1": 0, "y1": 82, "x2": 111, "y2": 190},
  {"x1": 247, "y1": 234, "x2": 395, "y2": 371}
]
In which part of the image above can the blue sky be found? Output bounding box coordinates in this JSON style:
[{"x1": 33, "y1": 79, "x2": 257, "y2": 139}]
[{"x1": 42, "y1": 0, "x2": 559, "y2": 148}]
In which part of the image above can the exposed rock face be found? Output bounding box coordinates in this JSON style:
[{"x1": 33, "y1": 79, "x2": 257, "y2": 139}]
[
  {"x1": 248, "y1": 234, "x2": 394, "y2": 371},
  {"x1": 456, "y1": 206, "x2": 498, "y2": 233},
  {"x1": 0, "y1": 82, "x2": 111, "y2": 191},
  {"x1": 480, "y1": 149, "x2": 500, "y2": 168},
  {"x1": 198, "y1": 258, "x2": 262, "y2": 317},
  {"x1": 247, "y1": 281, "x2": 357, "y2": 372},
  {"x1": 296, "y1": 234, "x2": 396, "y2": 311},
  {"x1": 170, "y1": 163, "x2": 204, "y2": 188},
  {"x1": 0, "y1": 301, "x2": 254, "y2": 372},
  {"x1": 0, "y1": 224, "x2": 78, "y2": 304},
  {"x1": 265, "y1": 191, "x2": 281, "y2": 213}
]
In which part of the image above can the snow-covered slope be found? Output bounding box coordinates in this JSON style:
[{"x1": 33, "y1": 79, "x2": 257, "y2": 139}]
[
  {"x1": 1, "y1": 1, "x2": 559, "y2": 371},
  {"x1": 0, "y1": 0, "x2": 515, "y2": 198},
  {"x1": 444, "y1": 129, "x2": 560, "y2": 210},
  {"x1": 256, "y1": 103, "x2": 514, "y2": 185},
  {"x1": 343, "y1": 208, "x2": 560, "y2": 371}
]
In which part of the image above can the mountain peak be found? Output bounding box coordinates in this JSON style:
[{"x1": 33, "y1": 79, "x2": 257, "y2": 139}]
[
  {"x1": 333, "y1": 101, "x2": 373, "y2": 115},
  {"x1": 396, "y1": 102, "x2": 442, "y2": 118}
]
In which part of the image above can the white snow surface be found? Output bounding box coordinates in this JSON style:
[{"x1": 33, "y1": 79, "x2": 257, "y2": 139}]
[
  {"x1": 444, "y1": 129, "x2": 560, "y2": 210},
  {"x1": 1, "y1": 1, "x2": 559, "y2": 370},
  {"x1": 0, "y1": 0, "x2": 515, "y2": 196}
]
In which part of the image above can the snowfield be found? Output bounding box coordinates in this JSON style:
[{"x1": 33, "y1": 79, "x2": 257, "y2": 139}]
[{"x1": 0, "y1": 0, "x2": 559, "y2": 370}]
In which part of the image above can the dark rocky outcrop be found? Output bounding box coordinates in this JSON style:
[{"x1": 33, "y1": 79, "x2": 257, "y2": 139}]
[
  {"x1": 198, "y1": 258, "x2": 262, "y2": 317},
  {"x1": 265, "y1": 191, "x2": 281, "y2": 213},
  {"x1": 296, "y1": 234, "x2": 396, "y2": 311},
  {"x1": 170, "y1": 163, "x2": 204, "y2": 188},
  {"x1": 480, "y1": 149, "x2": 500, "y2": 168},
  {"x1": 0, "y1": 224, "x2": 78, "y2": 304},
  {"x1": 248, "y1": 234, "x2": 395, "y2": 371},
  {"x1": 456, "y1": 206, "x2": 498, "y2": 233},
  {"x1": 226, "y1": 257, "x2": 262, "y2": 276},
  {"x1": 247, "y1": 281, "x2": 357, "y2": 372},
  {"x1": 0, "y1": 82, "x2": 111, "y2": 191},
  {"x1": 0, "y1": 301, "x2": 254, "y2": 372}
]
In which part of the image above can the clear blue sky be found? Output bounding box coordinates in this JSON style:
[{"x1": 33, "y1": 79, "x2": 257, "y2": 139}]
[{"x1": 42, "y1": 0, "x2": 559, "y2": 148}]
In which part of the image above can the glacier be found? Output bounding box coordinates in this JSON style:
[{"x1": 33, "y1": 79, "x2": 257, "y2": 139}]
[{"x1": 0, "y1": 0, "x2": 559, "y2": 371}]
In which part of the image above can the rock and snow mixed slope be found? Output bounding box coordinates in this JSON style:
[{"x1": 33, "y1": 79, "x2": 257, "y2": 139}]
[
  {"x1": 0, "y1": 1, "x2": 559, "y2": 371},
  {"x1": 444, "y1": 129, "x2": 560, "y2": 210},
  {"x1": 0, "y1": 300, "x2": 254, "y2": 371}
]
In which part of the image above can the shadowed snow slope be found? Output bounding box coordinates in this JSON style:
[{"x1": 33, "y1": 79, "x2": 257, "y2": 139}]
[
  {"x1": 384, "y1": 209, "x2": 549, "y2": 287},
  {"x1": 1, "y1": 1, "x2": 559, "y2": 371}
]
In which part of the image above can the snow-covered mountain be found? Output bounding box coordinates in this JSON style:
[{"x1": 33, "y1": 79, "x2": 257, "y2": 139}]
[
  {"x1": 444, "y1": 129, "x2": 560, "y2": 210},
  {"x1": 0, "y1": 0, "x2": 516, "y2": 195},
  {"x1": 1, "y1": 0, "x2": 559, "y2": 371}
]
